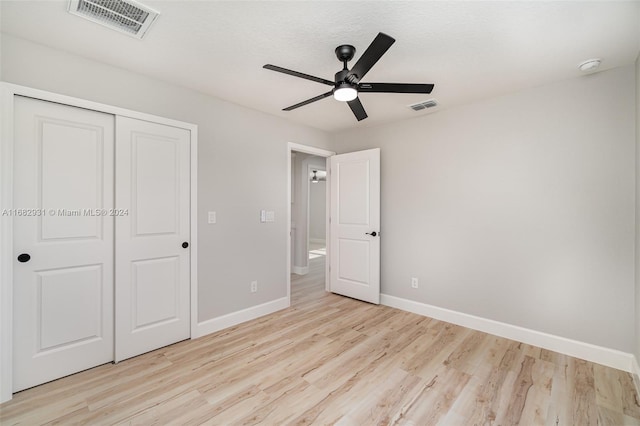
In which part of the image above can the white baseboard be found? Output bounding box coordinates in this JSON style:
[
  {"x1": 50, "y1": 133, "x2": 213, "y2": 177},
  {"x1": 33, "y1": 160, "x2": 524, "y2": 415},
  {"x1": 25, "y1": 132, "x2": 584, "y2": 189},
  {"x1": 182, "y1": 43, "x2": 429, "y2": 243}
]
[
  {"x1": 194, "y1": 297, "x2": 289, "y2": 339},
  {"x1": 381, "y1": 294, "x2": 635, "y2": 373},
  {"x1": 292, "y1": 266, "x2": 309, "y2": 275},
  {"x1": 310, "y1": 238, "x2": 325, "y2": 245}
]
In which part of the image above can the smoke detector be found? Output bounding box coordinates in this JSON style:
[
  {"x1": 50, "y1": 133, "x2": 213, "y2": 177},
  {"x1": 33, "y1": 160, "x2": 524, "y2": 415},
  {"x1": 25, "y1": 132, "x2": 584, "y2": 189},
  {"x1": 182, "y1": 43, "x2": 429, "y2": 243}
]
[
  {"x1": 408, "y1": 99, "x2": 438, "y2": 112},
  {"x1": 68, "y1": 0, "x2": 160, "y2": 39},
  {"x1": 578, "y1": 59, "x2": 601, "y2": 73}
]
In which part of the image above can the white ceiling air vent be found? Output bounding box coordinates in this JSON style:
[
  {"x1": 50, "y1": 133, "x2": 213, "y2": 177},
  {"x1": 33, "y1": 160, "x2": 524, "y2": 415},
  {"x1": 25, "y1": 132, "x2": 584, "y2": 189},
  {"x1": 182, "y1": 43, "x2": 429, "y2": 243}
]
[
  {"x1": 68, "y1": 0, "x2": 160, "y2": 39},
  {"x1": 408, "y1": 99, "x2": 438, "y2": 111}
]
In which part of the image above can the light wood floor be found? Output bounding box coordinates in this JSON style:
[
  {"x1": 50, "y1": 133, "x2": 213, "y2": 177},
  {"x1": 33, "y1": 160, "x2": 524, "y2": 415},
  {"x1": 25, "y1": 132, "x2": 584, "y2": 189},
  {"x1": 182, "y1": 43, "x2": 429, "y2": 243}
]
[{"x1": 2, "y1": 256, "x2": 640, "y2": 425}]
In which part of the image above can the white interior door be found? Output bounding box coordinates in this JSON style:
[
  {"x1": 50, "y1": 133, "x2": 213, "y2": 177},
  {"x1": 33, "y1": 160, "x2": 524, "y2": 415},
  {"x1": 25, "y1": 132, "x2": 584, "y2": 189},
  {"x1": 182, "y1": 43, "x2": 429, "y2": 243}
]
[
  {"x1": 330, "y1": 148, "x2": 380, "y2": 304},
  {"x1": 13, "y1": 96, "x2": 115, "y2": 391},
  {"x1": 115, "y1": 116, "x2": 190, "y2": 362}
]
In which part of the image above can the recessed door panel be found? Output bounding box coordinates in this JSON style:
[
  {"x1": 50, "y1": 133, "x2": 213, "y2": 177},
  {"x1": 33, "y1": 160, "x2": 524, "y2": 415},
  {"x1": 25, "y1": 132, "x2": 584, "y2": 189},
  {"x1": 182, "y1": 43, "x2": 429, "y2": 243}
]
[
  {"x1": 40, "y1": 120, "x2": 104, "y2": 240},
  {"x1": 132, "y1": 257, "x2": 180, "y2": 329},
  {"x1": 133, "y1": 135, "x2": 179, "y2": 236},
  {"x1": 337, "y1": 161, "x2": 370, "y2": 225},
  {"x1": 337, "y1": 239, "x2": 370, "y2": 285},
  {"x1": 13, "y1": 96, "x2": 114, "y2": 392},
  {"x1": 38, "y1": 265, "x2": 103, "y2": 350}
]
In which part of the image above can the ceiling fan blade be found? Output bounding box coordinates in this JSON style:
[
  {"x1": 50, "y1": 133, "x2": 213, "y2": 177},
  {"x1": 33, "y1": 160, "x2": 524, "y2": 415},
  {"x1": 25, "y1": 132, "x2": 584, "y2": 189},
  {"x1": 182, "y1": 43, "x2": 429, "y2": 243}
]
[
  {"x1": 264, "y1": 64, "x2": 334, "y2": 86},
  {"x1": 347, "y1": 97, "x2": 368, "y2": 121},
  {"x1": 358, "y1": 83, "x2": 434, "y2": 94},
  {"x1": 347, "y1": 33, "x2": 395, "y2": 83},
  {"x1": 283, "y1": 91, "x2": 334, "y2": 111}
]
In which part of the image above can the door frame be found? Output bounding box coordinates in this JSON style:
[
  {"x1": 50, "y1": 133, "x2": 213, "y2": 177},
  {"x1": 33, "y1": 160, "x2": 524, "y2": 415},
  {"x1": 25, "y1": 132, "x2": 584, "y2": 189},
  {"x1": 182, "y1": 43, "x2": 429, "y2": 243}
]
[
  {"x1": 286, "y1": 143, "x2": 334, "y2": 306},
  {"x1": 0, "y1": 83, "x2": 199, "y2": 403}
]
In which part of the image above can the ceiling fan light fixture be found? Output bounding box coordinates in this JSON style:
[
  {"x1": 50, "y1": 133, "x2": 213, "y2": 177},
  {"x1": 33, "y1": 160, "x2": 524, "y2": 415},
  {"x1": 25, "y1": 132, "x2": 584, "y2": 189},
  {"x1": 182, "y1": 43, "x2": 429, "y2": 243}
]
[{"x1": 333, "y1": 84, "x2": 357, "y2": 102}]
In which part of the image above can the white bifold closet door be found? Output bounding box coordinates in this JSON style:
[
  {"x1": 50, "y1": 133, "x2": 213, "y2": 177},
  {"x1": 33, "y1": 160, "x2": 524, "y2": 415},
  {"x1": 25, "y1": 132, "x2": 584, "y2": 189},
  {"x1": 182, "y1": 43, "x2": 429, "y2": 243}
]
[
  {"x1": 114, "y1": 117, "x2": 191, "y2": 362},
  {"x1": 13, "y1": 96, "x2": 115, "y2": 392},
  {"x1": 12, "y1": 97, "x2": 191, "y2": 392}
]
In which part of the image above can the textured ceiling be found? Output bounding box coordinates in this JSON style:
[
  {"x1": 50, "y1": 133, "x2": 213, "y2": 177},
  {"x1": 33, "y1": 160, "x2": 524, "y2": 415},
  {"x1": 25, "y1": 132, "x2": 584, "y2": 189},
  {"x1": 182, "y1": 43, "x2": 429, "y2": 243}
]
[{"x1": 2, "y1": 1, "x2": 639, "y2": 132}]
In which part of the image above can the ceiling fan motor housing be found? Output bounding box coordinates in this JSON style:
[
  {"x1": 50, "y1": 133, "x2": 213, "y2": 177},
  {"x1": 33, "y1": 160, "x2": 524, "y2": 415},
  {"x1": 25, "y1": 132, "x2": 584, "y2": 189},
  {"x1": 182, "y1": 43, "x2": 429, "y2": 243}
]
[
  {"x1": 335, "y1": 69, "x2": 355, "y2": 87},
  {"x1": 335, "y1": 44, "x2": 356, "y2": 62}
]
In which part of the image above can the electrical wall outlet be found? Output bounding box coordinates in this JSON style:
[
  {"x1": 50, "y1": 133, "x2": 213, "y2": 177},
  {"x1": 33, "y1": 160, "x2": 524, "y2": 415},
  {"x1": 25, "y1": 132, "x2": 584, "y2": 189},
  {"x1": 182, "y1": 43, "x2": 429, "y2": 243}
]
[
  {"x1": 411, "y1": 277, "x2": 419, "y2": 289},
  {"x1": 251, "y1": 280, "x2": 258, "y2": 293}
]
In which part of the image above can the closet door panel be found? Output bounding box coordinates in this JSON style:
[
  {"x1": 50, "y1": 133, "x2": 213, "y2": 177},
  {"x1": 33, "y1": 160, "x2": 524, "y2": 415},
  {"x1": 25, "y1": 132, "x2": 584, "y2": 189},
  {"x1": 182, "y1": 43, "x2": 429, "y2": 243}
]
[
  {"x1": 12, "y1": 96, "x2": 115, "y2": 392},
  {"x1": 115, "y1": 116, "x2": 190, "y2": 362}
]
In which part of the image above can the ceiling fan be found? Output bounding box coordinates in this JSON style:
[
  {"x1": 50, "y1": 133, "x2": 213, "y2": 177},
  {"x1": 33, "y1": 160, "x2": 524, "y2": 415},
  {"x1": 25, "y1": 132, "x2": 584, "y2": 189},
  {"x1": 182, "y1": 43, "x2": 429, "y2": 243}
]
[{"x1": 263, "y1": 32, "x2": 434, "y2": 121}]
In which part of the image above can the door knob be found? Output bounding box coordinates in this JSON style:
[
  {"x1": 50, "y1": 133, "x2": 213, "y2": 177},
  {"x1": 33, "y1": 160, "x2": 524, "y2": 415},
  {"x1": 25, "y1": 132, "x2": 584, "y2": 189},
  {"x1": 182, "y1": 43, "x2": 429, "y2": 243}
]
[
  {"x1": 182, "y1": 242, "x2": 189, "y2": 248},
  {"x1": 17, "y1": 253, "x2": 31, "y2": 263},
  {"x1": 365, "y1": 231, "x2": 378, "y2": 237}
]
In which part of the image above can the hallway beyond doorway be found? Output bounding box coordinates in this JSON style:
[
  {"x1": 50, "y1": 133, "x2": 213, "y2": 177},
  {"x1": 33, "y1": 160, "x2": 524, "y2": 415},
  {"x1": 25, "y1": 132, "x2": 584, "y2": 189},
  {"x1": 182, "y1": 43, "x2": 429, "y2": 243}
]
[{"x1": 309, "y1": 241, "x2": 326, "y2": 260}]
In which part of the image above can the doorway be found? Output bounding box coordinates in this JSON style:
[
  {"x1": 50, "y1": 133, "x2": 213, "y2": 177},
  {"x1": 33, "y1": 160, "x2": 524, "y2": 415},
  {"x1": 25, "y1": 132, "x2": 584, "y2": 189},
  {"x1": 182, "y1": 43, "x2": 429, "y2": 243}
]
[
  {"x1": 291, "y1": 154, "x2": 327, "y2": 305},
  {"x1": 287, "y1": 143, "x2": 334, "y2": 307},
  {"x1": 286, "y1": 144, "x2": 381, "y2": 307}
]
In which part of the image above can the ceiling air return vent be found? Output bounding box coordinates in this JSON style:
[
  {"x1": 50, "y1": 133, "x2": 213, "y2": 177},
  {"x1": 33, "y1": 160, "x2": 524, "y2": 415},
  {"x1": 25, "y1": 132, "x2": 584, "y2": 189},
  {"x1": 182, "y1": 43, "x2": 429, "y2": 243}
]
[
  {"x1": 408, "y1": 99, "x2": 438, "y2": 111},
  {"x1": 68, "y1": 0, "x2": 160, "y2": 39}
]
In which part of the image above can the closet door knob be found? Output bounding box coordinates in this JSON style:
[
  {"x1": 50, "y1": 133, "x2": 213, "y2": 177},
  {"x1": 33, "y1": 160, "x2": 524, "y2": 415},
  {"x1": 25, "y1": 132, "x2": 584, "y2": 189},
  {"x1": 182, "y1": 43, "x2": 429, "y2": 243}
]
[
  {"x1": 182, "y1": 242, "x2": 189, "y2": 248},
  {"x1": 17, "y1": 253, "x2": 31, "y2": 263},
  {"x1": 365, "y1": 231, "x2": 378, "y2": 237}
]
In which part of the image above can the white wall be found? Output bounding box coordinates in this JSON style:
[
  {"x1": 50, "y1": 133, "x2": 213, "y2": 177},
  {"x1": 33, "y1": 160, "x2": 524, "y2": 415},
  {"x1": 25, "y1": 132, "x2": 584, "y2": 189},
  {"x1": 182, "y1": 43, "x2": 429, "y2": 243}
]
[
  {"x1": 0, "y1": 34, "x2": 332, "y2": 322},
  {"x1": 333, "y1": 65, "x2": 636, "y2": 352}
]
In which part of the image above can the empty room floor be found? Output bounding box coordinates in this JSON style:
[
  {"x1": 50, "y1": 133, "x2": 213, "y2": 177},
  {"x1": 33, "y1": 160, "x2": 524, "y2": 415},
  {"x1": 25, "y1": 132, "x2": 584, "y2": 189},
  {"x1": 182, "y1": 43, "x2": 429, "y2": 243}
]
[{"x1": 1, "y1": 256, "x2": 639, "y2": 425}]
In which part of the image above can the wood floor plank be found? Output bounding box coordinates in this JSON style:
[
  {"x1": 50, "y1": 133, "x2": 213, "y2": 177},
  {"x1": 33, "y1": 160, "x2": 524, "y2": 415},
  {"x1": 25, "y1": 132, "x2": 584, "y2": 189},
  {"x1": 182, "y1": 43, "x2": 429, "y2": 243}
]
[
  {"x1": 197, "y1": 334, "x2": 330, "y2": 404},
  {"x1": 597, "y1": 404, "x2": 640, "y2": 426},
  {"x1": 518, "y1": 356, "x2": 555, "y2": 424},
  {"x1": 1, "y1": 255, "x2": 638, "y2": 425},
  {"x1": 392, "y1": 365, "x2": 471, "y2": 425},
  {"x1": 463, "y1": 342, "x2": 521, "y2": 425},
  {"x1": 235, "y1": 381, "x2": 328, "y2": 425},
  {"x1": 503, "y1": 354, "x2": 536, "y2": 425},
  {"x1": 115, "y1": 389, "x2": 208, "y2": 426},
  {"x1": 595, "y1": 363, "x2": 625, "y2": 414},
  {"x1": 572, "y1": 358, "x2": 598, "y2": 425},
  {"x1": 619, "y1": 368, "x2": 640, "y2": 418},
  {"x1": 335, "y1": 367, "x2": 421, "y2": 425}
]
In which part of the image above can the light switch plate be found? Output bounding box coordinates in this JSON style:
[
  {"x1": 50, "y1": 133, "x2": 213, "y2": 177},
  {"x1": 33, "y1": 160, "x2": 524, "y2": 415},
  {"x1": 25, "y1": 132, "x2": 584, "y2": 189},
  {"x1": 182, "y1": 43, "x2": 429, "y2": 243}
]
[
  {"x1": 265, "y1": 211, "x2": 275, "y2": 222},
  {"x1": 208, "y1": 211, "x2": 216, "y2": 224}
]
